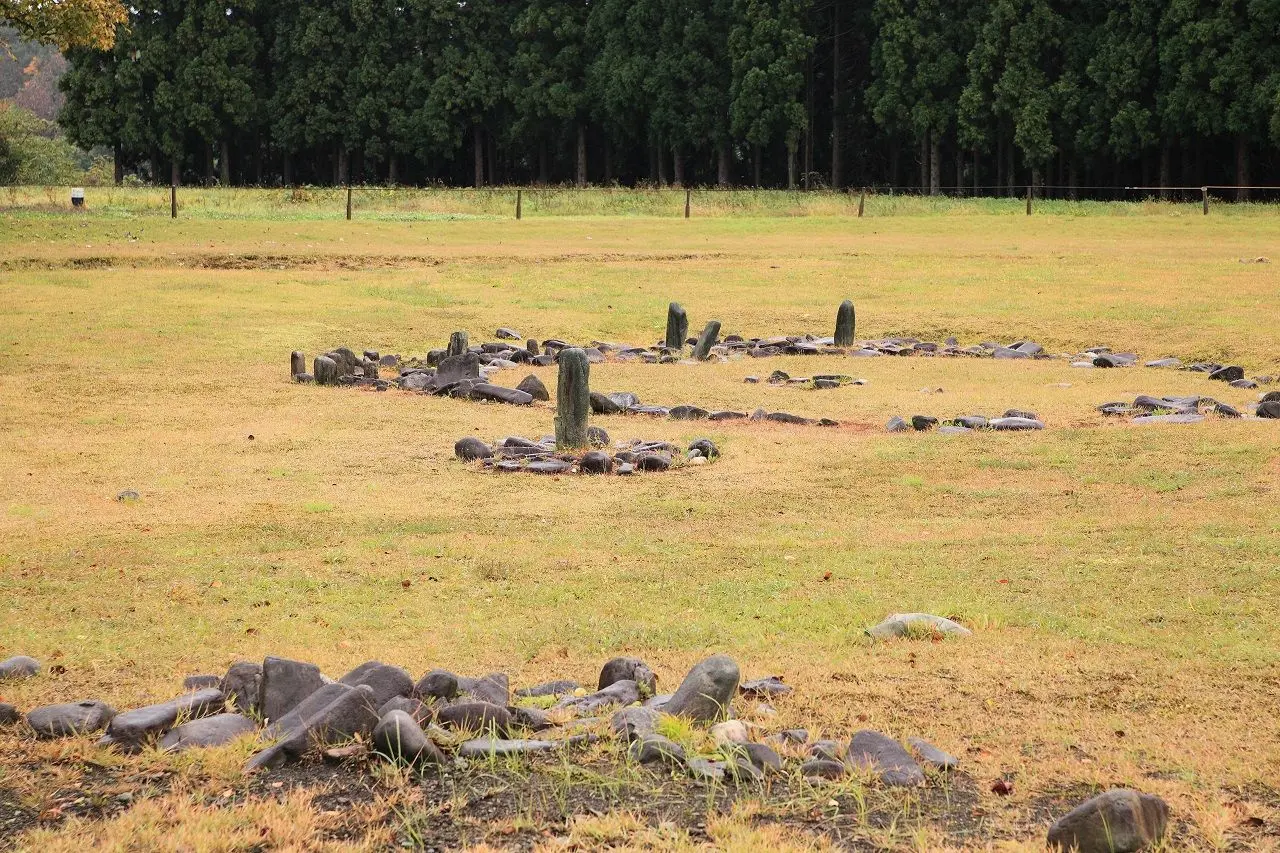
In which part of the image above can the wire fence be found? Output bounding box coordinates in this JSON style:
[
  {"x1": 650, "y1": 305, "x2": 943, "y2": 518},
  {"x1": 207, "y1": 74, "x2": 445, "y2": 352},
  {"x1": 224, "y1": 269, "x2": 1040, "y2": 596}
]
[{"x1": 4, "y1": 183, "x2": 1280, "y2": 220}]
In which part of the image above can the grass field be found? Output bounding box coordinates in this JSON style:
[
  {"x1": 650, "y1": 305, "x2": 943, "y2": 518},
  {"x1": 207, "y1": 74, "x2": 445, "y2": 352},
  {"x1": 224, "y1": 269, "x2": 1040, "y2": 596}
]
[{"x1": 1, "y1": 195, "x2": 1278, "y2": 850}]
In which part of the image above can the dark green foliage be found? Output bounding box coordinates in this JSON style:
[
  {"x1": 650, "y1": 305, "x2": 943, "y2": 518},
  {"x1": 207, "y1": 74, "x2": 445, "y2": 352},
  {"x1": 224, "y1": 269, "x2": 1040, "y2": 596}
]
[
  {"x1": 554, "y1": 347, "x2": 590, "y2": 450},
  {"x1": 51, "y1": 0, "x2": 1280, "y2": 191}
]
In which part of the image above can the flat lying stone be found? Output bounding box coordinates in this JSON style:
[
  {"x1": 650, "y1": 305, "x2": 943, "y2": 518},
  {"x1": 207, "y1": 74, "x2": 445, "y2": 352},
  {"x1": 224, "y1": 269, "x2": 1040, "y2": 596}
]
[
  {"x1": 800, "y1": 758, "x2": 847, "y2": 780},
  {"x1": 630, "y1": 733, "x2": 685, "y2": 765},
  {"x1": 908, "y1": 736, "x2": 959, "y2": 771},
  {"x1": 1047, "y1": 789, "x2": 1169, "y2": 853},
  {"x1": 736, "y1": 742, "x2": 784, "y2": 773},
  {"x1": 739, "y1": 675, "x2": 792, "y2": 698},
  {"x1": 988, "y1": 416, "x2": 1045, "y2": 431},
  {"x1": 847, "y1": 730, "x2": 925, "y2": 787},
  {"x1": 436, "y1": 702, "x2": 513, "y2": 737},
  {"x1": 183, "y1": 675, "x2": 221, "y2": 691},
  {"x1": 102, "y1": 688, "x2": 225, "y2": 752},
  {"x1": 459, "y1": 673, "x2": 510, "y2": 706},
  {"x1": 611, "y1": 707, "x2": 661, "y2": 741},
  {"x1": 557, "y1": 679, "x2": 640, "y2": 714},
  {"x1": 27, "y1": 700, "x2": 116, "y2": 739},
  {"x1": 0, "y1": 656, "x2": 41, "y2": 681},
  {"x1": 515, "y1": 679, "x2": 580, "y2": 698},
  {"x1": 160, "y1": 713, "x2": 257, "y2": 752},
  {"x1": 867, "y1": 613, "x2": 971, "y2": 640},
  {"x1": 1132, "y1": 413, "x2": 1205, "y2": 425}
]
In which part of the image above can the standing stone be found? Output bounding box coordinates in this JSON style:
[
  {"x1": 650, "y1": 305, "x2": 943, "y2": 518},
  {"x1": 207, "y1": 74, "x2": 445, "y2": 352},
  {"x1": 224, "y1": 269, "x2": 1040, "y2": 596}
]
[
  {"x1": 221, "y1": 661, "x2": 263, "y2": 715},
  {"x1": 666, "y1": 303, "x2": 689, "y2": 350},
  {"x1": 555, "y1": 348, "x2": 591, "y2": 450},
  {"x1": 1047, "y1": 789, "x2": 1169, "y2": 853},
  {"x1": 516, "y1": 374, "x2": 550, "y2": 401},
  {"x1": 447, "y1": 331, "x2": 470, "y2": 358},
  {"x1": 834, "y1": 300, "x2": 856, "y2": 347},
  {"x1": 372, "y1": 710, "x2": 444, "y2": 766},
  {"x1": 598, "y1": 657, "x2": 657, "y2": 695},
  {"x1": 313, "y1": 355, "x2": 338, "y2": 386},
  {"x1": 290, "y1": 351, "x2": 306, "y2": 377},
  {"x1": 693, "y1": 321, "x2": 722, "y2": 361},
  {"x1": 258, "y1": 656, "x2": 325, "y2": 724},
  {"x1": 663, "y1": 655, "x2": 740, "y2": 722}
]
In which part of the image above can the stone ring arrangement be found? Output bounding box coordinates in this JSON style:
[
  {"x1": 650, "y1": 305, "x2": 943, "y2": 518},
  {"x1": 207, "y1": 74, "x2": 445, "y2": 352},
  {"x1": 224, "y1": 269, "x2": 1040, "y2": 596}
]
[{"x1": 0, "y1": 633, "x2": 1172, "y2": 853}]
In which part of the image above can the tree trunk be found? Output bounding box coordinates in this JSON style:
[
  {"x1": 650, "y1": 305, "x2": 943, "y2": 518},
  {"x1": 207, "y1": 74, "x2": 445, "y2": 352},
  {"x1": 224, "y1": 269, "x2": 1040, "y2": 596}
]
[
  {"x1": 657, "y1": 143, "x2": 668, "y2": 186},
  {"x1": 919, "y1": 134, "x2": 928, "y2": 192},
  {"x1": 929, "y1": 131, "x2": 940, "y2": 195},
  {"x1": 1180, "y1": 142, "x2": 1193, "y2": 188},
  {"x1": 473, "y1": 125, "x2": 484, "y2": 188},
  {"x1": 787, "y1": 139, "x2": 796, "y2": 189},
  {"x1": 337, "y1": 147, "x2": 350, "y2": 186},
  {"x1": 996, "y1": 135, "x2": 1005, "y2": 195},
  {"x1": 113, "y1": 144, "x2": 124, "y2": 185},
  {"x1": 388, "y1": 154, "x2": 398, "y2": 185},
  {"x1": 204, "y1": 143, "x2": 214, "y2": 185},
  {"x1": 603, "y1": 142, "x2": 612, "y2": 184},
  {"x1": 972, "y1": 146, "x2": 979, "y2": 196},
  {"x1": 487, "y1": 133, "x2": 497, "y2": 185},
  {"x1": 538, "y1": 139, "x2": 548, "y2": 185},
  {"x1": 1068, "y1": 159, "x2": 1078, "y2": 201},
  {"x1": 170, "y1": 157, "x2": 181, "y2": 187},
  {"x1": 830, "y1": 0, "x2": 842, "y2": 190},
  {"x1": 1158, "y1": 143, "x2": 1170, "y2": 199},
  {"x1": 717, "y1": 144, "x2": 730, "y2": 187},
  {"x1": 253, "y1": 135, "x2": 263, "y2": 185},
  {"x1": 1005, "y1": 136, "x2": 1015, "y2": 197},
  {"x1": 753, "y1": 144, "x2": 761, "y2": 187},
  {"x1": 1031, "y1": 167, "x2": 1041, "y2": 200},
  {"x1": 672, "y1": 145, "x2": 684, "y2": 187},
  {"x1": 953, "y1": 145, "x2": 963, "y2": 197},
  {"x1": 283, "y1": 153, "x2": 294, "y2": 187},
  {"x1": 576, "y1": 123, "x2": 587, "y2": 187},
  {"x1": 219, "y1": 139, "x2": 231, "y2": 185},
  {"x1": 803, "y1": 55, "x2": 813, "y2": 189},
  {"x1": 1235, "y1": 133, "x2": 1249, "y2": 201},
  {"x1": 648, "y1": 144, "x2": 658, "y2": 183}
]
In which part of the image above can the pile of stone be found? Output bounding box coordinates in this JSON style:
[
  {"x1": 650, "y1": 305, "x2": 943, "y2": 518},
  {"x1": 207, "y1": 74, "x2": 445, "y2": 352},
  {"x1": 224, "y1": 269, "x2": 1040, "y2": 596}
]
[
  {"x1": 587, "y1": 390, "x2": 840, "y2": 427},
  {"x1": 745, "y1": 370, "x2": 867, "y2": 390},
  {"x1": 291, "y1": 348, "x2": 395, "y2": 387},
  {"x1": 1098, "y1": 393, "x2": 1280, "y2": 423},
  {"x1": 886, "y1": 409, "x2": 1046, "y2": 433},
  {"x1": 456, "y1": 434, "x2": 719, "y2": 475},
  {"x1": 0, "y1": 648, "x2": 1170, "y2": 852}
]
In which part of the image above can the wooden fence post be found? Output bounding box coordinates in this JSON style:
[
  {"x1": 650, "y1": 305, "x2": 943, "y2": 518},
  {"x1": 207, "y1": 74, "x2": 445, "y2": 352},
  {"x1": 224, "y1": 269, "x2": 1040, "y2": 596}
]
[
  {"x1": 1201, "y1": 187, "x2": 1209, "y2": 216},
  {"x1": 346, "y1": 184, "x2": 353, "y2": 220},
  {"x1": 516, "y1": 189, "x2": 522, "y2": 220},
  {"x1": 1026, "y1": 185, "x2": 1032, "y2": 215},
  {"x1": 684, "y1": 188, "x2": 691, "y2": 219},
  {"x1": 857, "y1": 188, "x2": 866, "y2": 218},
  {"x1": 170, "y1": 183, "x2": 177, "y2": 219}
]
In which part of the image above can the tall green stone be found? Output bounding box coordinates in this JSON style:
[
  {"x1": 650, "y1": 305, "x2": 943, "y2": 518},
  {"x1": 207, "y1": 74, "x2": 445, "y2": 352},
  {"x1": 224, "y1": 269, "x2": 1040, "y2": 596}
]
[
  {"x1": 693, "y1": 320, "x2": 721, "y2": 361},
  {"x1": 554, "y1": 348, "x2": 591, "y2": 449},
  {"x1": 447, "y1": 331, "x2": 469, "y2": 358},
  {"x1": 665, "y1": 302, "x2": 689, "y2": 350},
  {"x1": 835, "y1": 300, "x2": 856, "y2": 347}
]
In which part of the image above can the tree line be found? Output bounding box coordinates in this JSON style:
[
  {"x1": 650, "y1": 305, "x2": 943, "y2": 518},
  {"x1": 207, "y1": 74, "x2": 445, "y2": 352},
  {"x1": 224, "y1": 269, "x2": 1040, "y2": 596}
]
[{"x1": 55, "y1": 0, "x2": 1280, "y2": 197}]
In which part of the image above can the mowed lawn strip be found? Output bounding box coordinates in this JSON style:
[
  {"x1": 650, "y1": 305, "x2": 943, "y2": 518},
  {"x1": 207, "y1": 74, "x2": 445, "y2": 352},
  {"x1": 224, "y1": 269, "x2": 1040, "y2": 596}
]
[{"x1": 0, "y1": 208, "x2": 1277, "y2": 849}]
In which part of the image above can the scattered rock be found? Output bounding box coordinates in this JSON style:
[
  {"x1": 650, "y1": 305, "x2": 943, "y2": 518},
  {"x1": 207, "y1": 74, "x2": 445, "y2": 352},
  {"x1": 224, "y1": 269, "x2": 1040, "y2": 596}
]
[
  {"x1": 373, "y1": 710, "x2": 445, "y2": 765},
  {"x1": 515, "y1": 679, "x2": 580, "y2": 699},
  {"x1": 631, "y1": 733, "x2": 686, "y2": 765},
  {"x1": 27, "y1": 700, "x2": 116, "y2": 739},
  {"x1": 183, "y1": 674, "x2": 221, "y2": 691},
  {"x1": 611, "y1": 707, "x2": 661, "y2": 741},
  {"x1": 0, "y1": 655, "x2": 41, "y2": 681},
  {"x1": 515, "y1": 374, "x2": 550, "y2": 401},
  {"x1": 800, "y1": 758, "x2": 847, "y2": 780},
  {"x1": 259, "y1": 656, "x2": 325, "y2": 724},
  {"x1": 495, "y1": 328, "x2": 522, "y2": 340},
  {"x1": 458, "y1": 738, "x2": 560, "y2": 758},
  {"x1": 246, "y1": 684, "x2": 381, "y2": 771},
  {"x1": 847, "y1": 730, "x2": 925, "y2": 787},
  {"x1": 160, "y1": 713, "x2": 256, "y2": 752},
  {"x1": 1047, "y1": 789, "x2": 1170, "y2": 853},
  {"x1": 102, "y1": 688, "x2": 225, "y2": 752},
  {"x1": 664, "y1": 655, "x2": 740, "y2": 722},
  {"x1": 867, "y1": 613, "x2": 971, "y2": 640},
  {"x1": 221, "y1": 661, "x2": 262, "y2": 715},
  {"x1": 436, "y1": 702, "x2": 513, "y2": 737},
  {"x1": 0, "y1": 703, "x2": 21, "y2": 726},
  {"x1": 710, "y1": 720, "x2": 750, "y2": 746},
  {"x1": 558, "y1": 679, "x2": 641, "y2": 714},
  {"x1": 598, "y1": 657, "x2": 657, "y2": 695},
  {"x1": 739, "y1": 676, "x2": 792, "y2": 698},
  {"x1": 1208, "y1": 366, "x2": 1244, "y2": 382},
  {"x1": 908, "y1": 736, "x2": 959, "y2": 771},
  {"x1": 115, "y1": 490, "x2": 140, "y2": 503},
  {"x1": 886, "y1": 416, "x2": 909, "y2": 433},
  {"x1": 339, "y1": 662, "x2": 414, "y2": 707}
]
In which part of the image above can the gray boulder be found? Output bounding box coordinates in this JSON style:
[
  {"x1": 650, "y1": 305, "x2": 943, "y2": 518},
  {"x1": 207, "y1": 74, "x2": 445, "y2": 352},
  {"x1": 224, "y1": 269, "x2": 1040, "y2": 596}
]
[
  {"x1": 221, "y1": 661, "x2": 263, "y2": 715},
  {"x1": 458, "y1": 673, "x2": 510, "y2": 705},
  {"x1": 27, "y1": 700, "x2": 115, "y2": 739},
  {"x1": 183, "y1": 675, "x2": 221, "y2": 691},
  {"x1": 847, "y1": 730, "x2": 925, "y2": 787},
  {"x1": 372, "y1": 710, "x2": 445, "y2": 766},
  {"x1": 1047, "y1": 789, "x2": 1169, "y2": 853},
  {"x1": 160, "y1": 713, "x2": 257, "y2": 752},
  {"x1": 611, "y1": 707, "x2": 661, "y2": 742},
  {"x1": 515, "y1": 679, "x2": 580, "y2": 698},
  {"x1": 259, "y1": 656, "x2": 325, "y2": 724},
  {"x1": 0, "y1": 703, "x2": 21, "y2": 726},
  {"x1": 598, "y1": 657, "x2": 657, "y2": 695},
  {"x1": 246, "y1": 684, "x2": 379, "y2": 771},
  {"x1": 339, "y1": 662, "x2": 413, "y2": 706},
  {"x1": 415, "y1": 669, "x2": 460, "y2": 700},
  {"x1": 663, "y1": 655, "x2": 739, "y2": 722},
  {"x1": 556, "y1": 679, "x2": 641, "y2": 714},
  {"x1": 455, "y1": 437, "x2": 494, "y2": 462},
  {"x1": 908, "y1": 736, "x2": 959, "y2": 771},
  {"x1": 436, "y1": 702, "x2": 513, "y2": 737},
  {"x1": 630, "y1": 733, "x2": 686, "y2": 765},
  {"x1": 0, "y1": 655, "x2": 41, "y2": 681},
  {"x1": 102, "y1": 688, "x2": 225, "y2": 752},
  {"x1": 867, "y1": 613, "x2": 971, "y2": 640},
  {"x1": 516, "y1": 374, "x2": 550, "y2": 401}
]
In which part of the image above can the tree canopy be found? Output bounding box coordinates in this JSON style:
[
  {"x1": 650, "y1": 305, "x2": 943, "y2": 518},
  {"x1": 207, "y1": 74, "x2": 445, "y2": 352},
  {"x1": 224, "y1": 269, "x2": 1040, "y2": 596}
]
[{"x1": 46, "y1": 0, "x2": 1280, "y2": 193}]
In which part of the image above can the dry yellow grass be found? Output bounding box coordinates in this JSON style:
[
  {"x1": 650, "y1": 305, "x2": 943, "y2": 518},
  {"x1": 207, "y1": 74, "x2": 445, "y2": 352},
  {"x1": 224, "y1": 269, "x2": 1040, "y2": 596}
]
[{"x1": 1, "y1": 206, "x2": 1278, "y2": 849}]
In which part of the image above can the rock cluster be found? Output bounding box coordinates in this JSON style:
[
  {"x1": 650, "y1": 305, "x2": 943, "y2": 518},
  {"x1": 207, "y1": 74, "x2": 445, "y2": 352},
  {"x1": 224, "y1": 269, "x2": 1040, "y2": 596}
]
[
  {"x1": 588, "y1": 390, "x2": 841, "y2": 427},
  {"x1": 886, "y1": 409, "x2": 1046, "y2": 433},
  {"x1": 1099, "y1": 393, "x2": 1279, "y2": 423},
  {"x1": 455, "y1": 434, "x2": 719, "y2": 474},
  {"x1": 748, "y1": 370, "x2": 867, "y2": 390},
  {"x1": 1, "y1": 648, "x2": 1169, "y2": 849}
]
